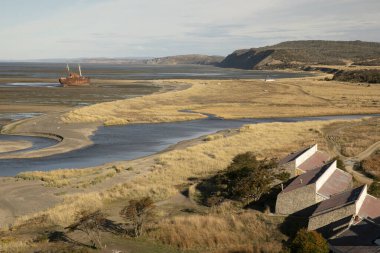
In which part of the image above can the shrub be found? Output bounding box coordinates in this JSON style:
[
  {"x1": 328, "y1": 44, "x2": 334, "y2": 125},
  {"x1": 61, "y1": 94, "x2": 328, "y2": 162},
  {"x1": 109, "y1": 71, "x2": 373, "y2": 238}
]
[
  {"x1": 213, "y1": 152, "x2": 277, "y2": 205},
  {"x1": 333, "y1": 69, "x2": 380, "y2": 83},
  {"x1": 331, "y1": 156, "x2": 346, "y2": 171},
  {"x1": 369, "y1": 182, "x2": 380, "y2": 198},
  {"x1": 120, "y1": 197, "x2": 155, "y2": 237},
  {"x1": 290, "y1": 229, "x2": 329, "y2": 253},
  {"x1": 66, "y1": 210, "x2": 106, "y2": 249}
]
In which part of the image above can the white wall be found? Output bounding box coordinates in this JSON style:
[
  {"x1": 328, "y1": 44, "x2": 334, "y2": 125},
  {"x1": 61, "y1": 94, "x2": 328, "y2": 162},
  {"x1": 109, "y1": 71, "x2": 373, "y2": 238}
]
[
  {"x1": 295, "y1": 144, "x2": 318, "y2": 167},
  {"x1": 316, "y1": 161, "x2": 337, "y2": 192},
  {"x1": 356, "y1": 185, "x2": 368, "y2": 214}
]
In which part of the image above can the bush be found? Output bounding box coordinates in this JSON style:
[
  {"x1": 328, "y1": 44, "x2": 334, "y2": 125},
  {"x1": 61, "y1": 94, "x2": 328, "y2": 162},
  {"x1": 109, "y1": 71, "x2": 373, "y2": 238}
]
[
  {"x1": 290, "y1": 229, "x2": 329, "y2": 253},
  {"x1": 331, "y1": 156, "x2": 346, "y2": 171},
  {"x1": 212, "y1": 152, "x2": 278, "y2": 205},
  {"x1": 333, "y1": 69, "x2": 380, "y2": 83},
  {"x1": 120, "y1": 197, "x2": 155, "y2": 237},
  {"x1": 369, "y1": 182, "x2": 380, "y2": 198},
  {"x1": 66, "y1": 210, "x2": 106, "y2": 249}
]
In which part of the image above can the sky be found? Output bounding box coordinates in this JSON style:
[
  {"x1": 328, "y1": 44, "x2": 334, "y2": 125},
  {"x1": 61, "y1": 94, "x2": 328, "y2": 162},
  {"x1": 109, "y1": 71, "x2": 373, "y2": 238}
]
[{"x1": 0, "y1": 0, "x2": 379, "y2": 60}]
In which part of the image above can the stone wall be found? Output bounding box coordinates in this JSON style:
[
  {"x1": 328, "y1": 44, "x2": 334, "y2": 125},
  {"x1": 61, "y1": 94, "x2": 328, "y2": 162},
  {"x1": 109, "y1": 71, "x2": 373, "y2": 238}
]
[
  {"x1": 308, "y1": 203, "x2": 356, "y2": 230},
  {"x1": 276, "y1": 183, "x2": 316, "y2": 214},
  {"x1": 316, "y1": 193, "x2": 329, "y2": 202}
]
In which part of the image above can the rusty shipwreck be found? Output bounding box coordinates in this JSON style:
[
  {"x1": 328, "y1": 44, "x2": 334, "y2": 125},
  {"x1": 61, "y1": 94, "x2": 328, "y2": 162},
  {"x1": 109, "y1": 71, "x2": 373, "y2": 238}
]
[{"x1": 59, "y1": 64, "x2": 90, "y2": 87}]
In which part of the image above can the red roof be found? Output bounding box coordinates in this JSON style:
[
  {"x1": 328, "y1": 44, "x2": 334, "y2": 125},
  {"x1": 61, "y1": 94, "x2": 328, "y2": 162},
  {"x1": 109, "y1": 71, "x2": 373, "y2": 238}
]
[
  {"x1": 298, "y1": 151, "x2": 330, "y2": 172},
  {"x1": 329, "y1": 219, "x2": 380, "y2": 253},
  {"x1": 317, "y1": 169, "x2": 352, "y2": 197},
  {"x1": 312, "y1": 186, "x2": 365, "y2": 216},
  {"x1": 359, "y1": 195, "x2": 380, "y2": 222},
  {"x1": 282, "y1": 162, "x2": 333, "y2": 194}
]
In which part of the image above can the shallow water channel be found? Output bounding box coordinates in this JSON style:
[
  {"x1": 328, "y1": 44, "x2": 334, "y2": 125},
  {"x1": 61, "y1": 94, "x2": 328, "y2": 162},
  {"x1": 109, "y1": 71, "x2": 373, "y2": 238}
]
[{"x1": 0, "y1": 114, "x2": 378, "y2": 176}]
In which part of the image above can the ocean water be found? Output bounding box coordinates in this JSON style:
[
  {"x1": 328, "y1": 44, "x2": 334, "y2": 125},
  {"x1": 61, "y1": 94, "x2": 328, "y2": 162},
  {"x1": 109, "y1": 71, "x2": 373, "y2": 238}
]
[{"x1": 0, "y1": 62, "x2": 312, "y2": 81}]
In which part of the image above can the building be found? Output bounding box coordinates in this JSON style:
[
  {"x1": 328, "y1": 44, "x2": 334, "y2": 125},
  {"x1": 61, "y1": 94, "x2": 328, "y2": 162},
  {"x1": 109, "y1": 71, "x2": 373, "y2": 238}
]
[
  {"x1": 279, "y1": 144, "x2": 330, "y2": 176},
  {"x1": 276, "y1": 160, "x2": 352, "y2": 214},
  {"x1": 276, "y1": 144, "x2": 380, "y2": 252},
  {"x1": 308, "y1": 185, "x2": 368, "y2": 231},
  {"x1": 329, "y1": 219, "x2": 380, "y2": 253}
]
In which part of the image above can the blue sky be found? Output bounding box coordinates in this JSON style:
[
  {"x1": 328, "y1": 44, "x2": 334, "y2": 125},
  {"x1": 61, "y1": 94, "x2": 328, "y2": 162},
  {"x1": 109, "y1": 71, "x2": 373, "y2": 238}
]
[{"x1": 1, "y1": 0, "x2": 379, "y2": 60}]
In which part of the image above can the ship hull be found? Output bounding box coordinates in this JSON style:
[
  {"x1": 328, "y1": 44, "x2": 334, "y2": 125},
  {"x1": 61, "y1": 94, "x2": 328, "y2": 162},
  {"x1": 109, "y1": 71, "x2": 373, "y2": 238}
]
[{"x1": 59, "y1": 77, "x2": 90, "y2": 87}]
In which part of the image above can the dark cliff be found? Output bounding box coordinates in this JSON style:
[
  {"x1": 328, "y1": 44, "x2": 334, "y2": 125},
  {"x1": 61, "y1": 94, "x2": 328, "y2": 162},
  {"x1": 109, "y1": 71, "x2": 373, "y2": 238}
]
[{"x1": 219, "y1": 40, "x2": 380, "y2": 70}]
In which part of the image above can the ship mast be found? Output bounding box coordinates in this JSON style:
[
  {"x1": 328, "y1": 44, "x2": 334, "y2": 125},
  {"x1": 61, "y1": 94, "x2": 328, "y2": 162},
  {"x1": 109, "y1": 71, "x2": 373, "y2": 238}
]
[{"x1": 78, "y1": 64, "x2": 82, "y2": 76}]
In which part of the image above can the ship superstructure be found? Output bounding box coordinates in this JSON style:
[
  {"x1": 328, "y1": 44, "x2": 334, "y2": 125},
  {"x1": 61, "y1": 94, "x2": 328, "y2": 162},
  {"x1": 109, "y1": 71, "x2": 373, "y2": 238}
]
[{"x1": 59, "y1": 64, "x2": 90, "y2": 87}]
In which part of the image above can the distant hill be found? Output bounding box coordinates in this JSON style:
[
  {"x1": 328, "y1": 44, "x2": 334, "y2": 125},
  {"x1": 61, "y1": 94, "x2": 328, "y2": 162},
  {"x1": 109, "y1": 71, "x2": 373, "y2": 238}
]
[
  {"x1": 77, "y1": 57, "x2": 149, "y2": 64},
  {"x1": 30, "y1": 57, "x2": 149, "y2": 64},
  {"x1": 219, "y1": 40, "x2": 380, "y2": 70},
  {"x1": 31, "y1": 55, "x2": 224, "y2": 65},
  {"x1": 146, "y1": 54, "x2": 224, "y2": 65}
]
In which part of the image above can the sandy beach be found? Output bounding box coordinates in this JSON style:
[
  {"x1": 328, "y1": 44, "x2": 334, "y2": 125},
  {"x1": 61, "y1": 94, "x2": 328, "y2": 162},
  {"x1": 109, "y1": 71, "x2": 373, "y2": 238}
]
[{"x1": 0, "y1": 140, "x2": 32, "y2": 153}]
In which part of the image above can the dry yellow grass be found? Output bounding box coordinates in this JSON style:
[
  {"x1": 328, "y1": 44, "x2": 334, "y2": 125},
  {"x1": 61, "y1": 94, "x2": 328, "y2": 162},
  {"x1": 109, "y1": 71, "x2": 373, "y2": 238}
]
[
  {"x1": 0, "y1": 237, "x2": 31, "y2": 253},
  {"x1": 13, "y1": 115, "x2": 377, "y2": 234},
  {"x1": 62, "y1": 77, "x2": 380, "y2": 125},
  {"x1": 322, "y1": 117, "x2": 380, "y2": 157},
  {"x1": 16, "y1": 164, "x2": 125, "y2": 188},
  {"x1": 11, "y1": 120, "x2": 331, "y2": 229},
  {"x1": 148, "y1": 210, "x2": 285, "y2": 252},
  {"x1": 361, "y1": 151, "x2": 380, "y2": 177},
  {"x1": 12, "y1": 192, "x2": 103, "y2": 228},
  {"x1": 102, "y1": 120, "x2": 333, "y2": 212}
]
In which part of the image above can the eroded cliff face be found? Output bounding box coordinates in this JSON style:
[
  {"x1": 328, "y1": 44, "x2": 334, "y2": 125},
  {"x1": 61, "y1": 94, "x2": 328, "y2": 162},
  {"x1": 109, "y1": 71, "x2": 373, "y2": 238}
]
[
  {"x1": 218, "y1": 40, "x2": 380, "y2": 70},
  {"x1": 218, "y1": 49, "x2": 275, "y2": 69}
]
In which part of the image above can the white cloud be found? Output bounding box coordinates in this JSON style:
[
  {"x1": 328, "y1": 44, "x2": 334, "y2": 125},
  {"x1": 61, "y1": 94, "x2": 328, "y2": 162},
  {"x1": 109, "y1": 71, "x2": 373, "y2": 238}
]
[{"x1": 0, "y1": 0, "x2": 379, "y2": 59}]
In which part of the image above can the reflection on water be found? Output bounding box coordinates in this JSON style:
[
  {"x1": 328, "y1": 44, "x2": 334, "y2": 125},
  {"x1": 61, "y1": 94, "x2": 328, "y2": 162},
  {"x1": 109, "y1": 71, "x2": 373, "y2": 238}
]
[
  {"x1": 0, "y1": 83, "x2": 60, "y2": 87},
  {"x1": 0, "y1": 113, "x2": 57, "y2": 156},
  {"x1": 0, "y1": 135, "x2": 58, "y2": 156},
  {"x1": 0, "y1": 112, "x2": 43, "y2": 121}
]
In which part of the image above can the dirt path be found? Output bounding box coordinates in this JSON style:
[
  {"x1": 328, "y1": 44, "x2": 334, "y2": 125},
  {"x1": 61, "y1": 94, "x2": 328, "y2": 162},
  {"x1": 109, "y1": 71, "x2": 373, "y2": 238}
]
[
  {"x1": 343, "y1": 141, "x2": 380, "y2": 185},
  {"x1": 323, "y1": 119, "x2": 379, "y2": 185},
  {"x1": 289, "y1": 82, "x2": 333, "y2": 104},
  {"x1": 353, "y1": 141, "x2": 380, "y2": 161}
]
